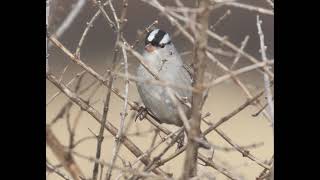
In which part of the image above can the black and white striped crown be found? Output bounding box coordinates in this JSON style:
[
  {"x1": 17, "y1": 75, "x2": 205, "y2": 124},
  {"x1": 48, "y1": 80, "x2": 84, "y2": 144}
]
[{"x1": 145, "y1": 29, "x2": 171, "y2": 47}]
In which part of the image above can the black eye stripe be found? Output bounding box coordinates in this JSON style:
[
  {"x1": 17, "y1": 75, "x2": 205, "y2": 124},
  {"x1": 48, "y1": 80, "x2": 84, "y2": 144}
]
[
  {"x1": 153, "y1": 30, "x2": 166, "y2": 46},
  {"x1": 145, "y1": 29, "x2": 169, "y2": 47}
]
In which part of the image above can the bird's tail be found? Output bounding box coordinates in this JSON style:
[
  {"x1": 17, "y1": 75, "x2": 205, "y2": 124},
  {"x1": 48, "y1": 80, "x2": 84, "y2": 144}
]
[{"x1": 198, "y1": 130, "x2": 212, "y2": 150}]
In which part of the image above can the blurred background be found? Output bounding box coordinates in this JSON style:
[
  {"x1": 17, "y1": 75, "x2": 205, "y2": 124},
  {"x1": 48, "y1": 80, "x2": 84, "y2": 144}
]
[{"x1": 46, "y1": 0, "x2": 274, "y2": 179}]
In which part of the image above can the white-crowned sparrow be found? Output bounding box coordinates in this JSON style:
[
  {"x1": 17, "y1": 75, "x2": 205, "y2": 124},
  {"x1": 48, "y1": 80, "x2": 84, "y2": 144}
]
[{"x1": 136, "y1": 29, "x2": 210, "y2": 149}]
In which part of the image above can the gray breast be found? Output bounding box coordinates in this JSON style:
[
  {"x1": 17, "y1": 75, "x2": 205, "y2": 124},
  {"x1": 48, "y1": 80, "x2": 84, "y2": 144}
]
[{"x1": 136, "y1": 45, "x2": 192, "y2": 126}]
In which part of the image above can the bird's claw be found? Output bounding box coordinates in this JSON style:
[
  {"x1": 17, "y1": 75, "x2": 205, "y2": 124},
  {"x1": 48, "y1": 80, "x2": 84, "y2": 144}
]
[
  {"x1": 135, "y1": 106, "x2": 148, "y2": 122},
  {"x1": 176, "y1": 133, "x2": 185, "y2": 150}
]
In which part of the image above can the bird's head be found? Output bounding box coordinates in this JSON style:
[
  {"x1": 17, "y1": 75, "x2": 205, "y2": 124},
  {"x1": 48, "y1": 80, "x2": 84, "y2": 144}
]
[{"x1": 144, "y1": 29, "x2": 172, "y2": 53}]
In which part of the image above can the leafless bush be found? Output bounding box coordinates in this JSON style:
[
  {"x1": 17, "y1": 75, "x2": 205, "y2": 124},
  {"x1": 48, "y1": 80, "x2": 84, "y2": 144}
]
[{"x1": 46, "y1": 0, "x2": 274, "y2": 180}]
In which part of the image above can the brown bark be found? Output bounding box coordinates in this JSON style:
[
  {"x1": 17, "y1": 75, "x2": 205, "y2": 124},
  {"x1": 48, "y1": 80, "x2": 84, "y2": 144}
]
[
  {"x1": 46, "y1": 126, "x2": 84, "y2": 180},
  {"x1": 182, "y1": 0, "x2": 210, "y2": 179}
]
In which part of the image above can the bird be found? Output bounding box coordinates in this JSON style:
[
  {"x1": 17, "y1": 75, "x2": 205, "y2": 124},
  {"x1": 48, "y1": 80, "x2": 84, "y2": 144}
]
[{"x1": 135, "y1": 28, "x2": 211, "y2": 149}]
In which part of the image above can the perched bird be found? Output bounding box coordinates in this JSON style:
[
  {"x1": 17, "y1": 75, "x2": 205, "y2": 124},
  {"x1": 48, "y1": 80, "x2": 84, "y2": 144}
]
[{"x1": 136, "y1": 29, "x2": 210, "y2": 149}]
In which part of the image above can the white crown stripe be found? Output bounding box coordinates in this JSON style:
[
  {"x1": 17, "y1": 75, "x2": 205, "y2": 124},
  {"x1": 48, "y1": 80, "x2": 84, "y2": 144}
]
[
  {"x1": 159, "y1": 33, "x2": 170, "y2": 45},
  {"x1": 147, "y1": 29, "x2": 160, "y2": 42}
]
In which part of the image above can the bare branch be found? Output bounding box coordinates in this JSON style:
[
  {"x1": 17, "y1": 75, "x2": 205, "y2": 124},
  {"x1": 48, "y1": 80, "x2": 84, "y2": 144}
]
[
  {"x1": 203, "y1": 88, "x2": 268, "y2": 135},
  {"x1": 46, "y1": 71, "x2": 86, "y2": 106},
  {"x1": 210, "y1": 9, "x2": 231, "y2": 31},
  {"x1": 265, "y1": 0, "x2": 274, "y2": 9},
  {"x1": 46, "y1": 0, "x2": 51, "y2": 73},
  {"x1": 105, "y1": 1, "x2": 130, "y2": 179},
  {"x1": 46, "y1": 126, "x2": 85, "y2": 180},
  {"x1": 216, "y1": 1, "x2": 274, "y2": 15},
  {"x1": 215, "y1": 129, "x2": 271, "y2": 169},
  {"x1": 257, "y1": 15, "x2": 274, "y2": 126},
  {"x1": 72, "y1": 151, "x2": 171, "y2": 180},
  {"x1": 46, "y1": 73, "x2": 167, "y2": 176},
  {"x1": 230, "y1": 35, "x2": 250, "y2": 70},
  {"x1": 92, "y1": 0, "x2": 116, "y2": 30},
  {"x1": 46, "y1": 160, "x2": 71, "y2": 180},
  {"x1": 49, "y1": 0, "x2": 86, "y2": 46},
  {"x1": 182, "y1": 0, "x2": 211, "y2": 178},
  {"x1": 47, "y1": 31, "x2": 239, "y2": 180},
  {"x1": 47, "y1": 2, "x2": 274, "y2": 178}
]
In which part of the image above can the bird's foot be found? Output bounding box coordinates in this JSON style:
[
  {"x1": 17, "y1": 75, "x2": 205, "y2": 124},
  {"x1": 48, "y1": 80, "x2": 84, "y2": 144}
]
[
  {"x1": 196, "y1": 135, "x2": 212, "y2": 150},
  {"x1": 135, "y1": 106, "x2": 148, "y2": 122},
  {"x1": 176, "y1": 133, "x2": 185, "y2": 150}
]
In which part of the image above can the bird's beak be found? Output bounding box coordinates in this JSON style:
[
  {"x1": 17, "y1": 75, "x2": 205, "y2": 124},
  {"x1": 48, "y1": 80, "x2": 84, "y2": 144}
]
[{"x1": 145, "y1": 43, "x2": 156, "y2": 53}]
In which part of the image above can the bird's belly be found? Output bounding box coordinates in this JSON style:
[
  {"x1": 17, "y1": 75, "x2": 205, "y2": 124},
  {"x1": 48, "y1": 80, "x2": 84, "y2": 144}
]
[
  {"x1": 136, "y1": 63, "x2": 191, "y2": 126},
  {"x1": 136, "y1": 82, "x2": 184, "y2": 126}
]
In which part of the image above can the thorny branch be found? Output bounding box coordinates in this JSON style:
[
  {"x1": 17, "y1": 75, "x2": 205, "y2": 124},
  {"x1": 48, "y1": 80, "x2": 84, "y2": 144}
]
[
  {"x1": 47, "y1": 73, "x2": 168, "y2": 176},
  {"x1": 46, "y1": 126, "x2": 84, "y2": 180},
  {"x1": 105, "y1": 1, "x2": 130, "y2": 180},
  {"x1": 257, "y1": 15, "x2": 274, "y2": 125},
  {"x1": 90, "y1": 0, "x2": 126, "y2": 179},
  {"x1": 182, "y1": 0, "x2": 210, "y2": 179},
  {"x1": 47, "y1": 1, "x2": 273, "y2": 179},
  {"x1": 46, "y1": 159, "x2": 71, "y2": 180},
  {"x1": 54, "y1": 0, "x2": 86, "y2": 39},
  {"x1": 46, "y1": 36, "x2": 238, "y2": 178}
]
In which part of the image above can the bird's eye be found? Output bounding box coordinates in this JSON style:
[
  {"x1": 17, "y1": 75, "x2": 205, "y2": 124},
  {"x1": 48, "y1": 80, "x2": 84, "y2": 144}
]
[{"x1": 151, "y1": 41, "x2": 157, "y2": 46}]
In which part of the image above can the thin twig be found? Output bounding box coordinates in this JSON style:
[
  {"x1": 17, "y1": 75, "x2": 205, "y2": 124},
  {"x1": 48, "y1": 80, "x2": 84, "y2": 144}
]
[
  {"x1": 144, "y1": 128, "x2": 184, "y2": 173},
  {"x1": 214, "y1": 129, "x2": 271, "y2": 169},
  {"x1": 152, "y1": 144, "x2": 238, "y2": 180},
  {"x1": 46, "y1": 126, "x2": 85, "y2": 180},
  {"x1": 230, "y1": 35, "x2": 250, "y2": 70},
  {"x1": 72, "y1": 123, "x2": 153, "y2": 149},
  {"x1": 206, "y1": 51, "x2": 273, "y2": 122},
  {"x1": 252, "y1": 100, "x2": 271, "y2": 117},
  {"x1": 131, "y1": 128, "x2": 182, "y2": 169},
  {"x1": 67, "y1": 74, "x2": 85, "y2": 149},
  {"x1": 92, "y1": 4, "x2": 122, "y2": 176},
  {"x1": 105, "y1": 1, "x2": 130, "y2": 179},
  {"x1": 265, "y1": 0, "x2": 274, "y2": 9},
  {"x1": 206, "y1": 47, "x2": 235, "y2": 57},
  {"x1": 72, "y1": 151, "x2": 171, "y2": 180},
  {"x1": 130, "y1": 20, "x2": 159, "y2": 49},
  {"x1": 46, "y1": 0, "x2": 51, "y2": 73},
  {"x1": 210, "y1": 9, "x2": 231, "y2": 31},
  {"x1": 205, "y1": 60, "x2": 273, "y2": 88},
  {"x1": 213, "y1": 141, "x2": 264, "y2": 152},
  {"x1": 92, "y1": 0, "x2": 116, "y2": 30},
  {"x1": 203, "y1": 88, "x2": 267, "y2": 135},
  {"x1": 217, "y1": 1, "x2": 274, "y2": 15},
  {"x1": 257, "y1": 155, "x2": 274, "y2": 180},
  {"x1": 75, "y1": 0, "x2": 114, "y2": 58},
  {"x1": 46, "y1": 71, "x2": 86, "y2": 106},
  {"x1": 206, "y1": 29, "x2": 274, "y2": 78},
  {"x1": 257, "y1": 15, "x2": 274, "y2": 126},
  {"x1": 46, "y1": 160, "x2": 71, "y2": 180},
  {"x1": 49, "y1": 0, "x2": 86, "y2": 49}
]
